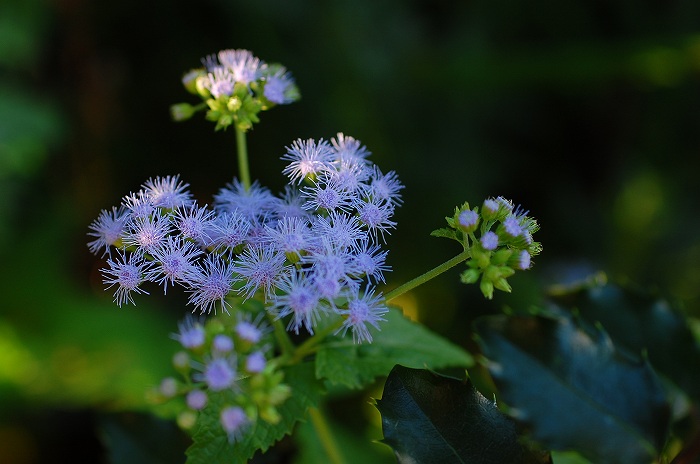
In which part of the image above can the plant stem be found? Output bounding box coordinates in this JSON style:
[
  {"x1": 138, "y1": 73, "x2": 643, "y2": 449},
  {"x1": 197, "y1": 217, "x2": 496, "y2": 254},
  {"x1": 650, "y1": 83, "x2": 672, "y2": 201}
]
[
  {"x1": 288, "y1": 318, "x2": 344, "y2": 364},
  {"x1": 308, "y1": 407, "x2": 346, "y2": 464},
  {"x1": 384, "y1": 249, "x2": 471, "y2": 302},
  {"x1": 270, "y1": 316, "x2": 296, "y2": 359},
  {"x1": 234, "y1": 125, "x2": 251, "y2": 190}
]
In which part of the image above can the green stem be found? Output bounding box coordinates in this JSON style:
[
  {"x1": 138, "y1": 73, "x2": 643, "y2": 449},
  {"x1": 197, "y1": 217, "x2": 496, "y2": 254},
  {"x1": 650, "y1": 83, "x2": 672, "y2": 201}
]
[
  {"x1": 270, "y1": 316, "x2": 296, "y2": 359},
  {"x1": 308, "y1": 407, "x2": 346, "y2": 464},
  {"x1": 384, "y1": 249, "x2": 471, "y2": 302},
  {"x1": 288, "y1": 318, "x2": 344, "y2": 364},
  {"x1": 234, "y1": 125, "x2": 251, "y2": 190}
]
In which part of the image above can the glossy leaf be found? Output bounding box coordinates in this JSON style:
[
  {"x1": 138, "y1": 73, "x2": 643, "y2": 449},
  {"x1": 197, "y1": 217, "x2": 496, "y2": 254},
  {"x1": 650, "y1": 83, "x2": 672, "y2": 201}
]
[
  {"x1": 185, "y1": 362, "x2": 324, "y2": 464},
  {"x1": 474, "y1": 310, "x2": 670, "y2": 464},
  {"x1": 549, "y1": 277, "x2": 700, "y2": 400},
  {"x1": 316, "y1": 307, "x2": 473, "y2": 389},
  {"x1": 376, "y1": 365, "x2": 546, "y2": 464}
]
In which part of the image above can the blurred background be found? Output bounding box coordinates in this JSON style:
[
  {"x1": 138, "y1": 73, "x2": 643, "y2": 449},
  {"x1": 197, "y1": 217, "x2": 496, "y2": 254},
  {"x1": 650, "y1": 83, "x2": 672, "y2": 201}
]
[{"x1": 1, "y1": 0, "x2": 699, "y2": 462}]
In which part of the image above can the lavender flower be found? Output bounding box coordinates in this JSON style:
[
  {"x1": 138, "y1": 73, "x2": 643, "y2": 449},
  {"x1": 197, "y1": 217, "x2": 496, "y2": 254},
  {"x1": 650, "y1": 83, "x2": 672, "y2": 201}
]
[
  {"x1": 208, "y1": 211, "x2": 251, "y2": 254},
  {"x1": 173, "y1": 317, "x2": 206, "y2": 349},
  {"x1": 101, "y1": 250, "x2": 150, "y2": 307},
  {"x1": 186, "y1": 389, "x2": 208, "y2": 410},
  {"x1": 270, "y1": 270, "x2": 322, "y2": 335},
  {"x1": 234, "y1": 244, "x2": 289, "y2": 301},
  {"x1": 142, "y1": 175, "x2": 193, "y2": 209},
  {"x1": 354, "y1": 197, "x2": 396, "y2": 242},
  {"x1": 337, "y1": 286, "x2": 388, "y2": 343},
  {"x1": 301, "y1": 175, "x2": 353, "y2": 213},
  {"x1": 352, "y1": 240, "x2": 390, "y2": 284},
  {"x1": 220, "y1": 406, "x2": 249, "y2": 443},
  {"x1": 213, "y1": 179, "x2": 278, "y2": 222},
  {"x1": 311, "y1": 212, "x2": 366, "y2": 252},
  {"x1": 331, "y1": 133, "x2": 371, "y2": 166},
  {"x1": 281, "y1": 138, "x2": 334, "y2": 185},
  {"x1": 172, "y1": 203, "x2": 216, "y2": 246},
  {"x1": 262, "y1": 66, "x2": 296, "y2": 104},
  {"x1": 87, "y1": 206, "x2": 129, "y2": 256},
  {"x1": 121, "y1": 213, "x2": 172, "y2": 256},
  {"x1": 187, "y1": 254, "x2": 236, "y2": 314},
  {"x1": 480, "y1": 231, "x2": 499, "y2": 251},
  {"x1": 245, "y1": 351, "x2": 267, "y2": 373},
  {"x1": 263, "y1": 216, "x2": 316, "y2": 259},
  {"x1": 147, "y1": 237, "x2": 202, "y2": 294},
  {"x1": 366, "y1": 166, "x2": 404, "y2": 205},
  {"x1": 212, "y1": 334, "x2": 234, "y2": 353},
  {"x1": 215, "y1": 49, "x2": 262, "y2": 85},
  {"x1": 201, "y1": 357, "x2": 237, "y2": 391}
]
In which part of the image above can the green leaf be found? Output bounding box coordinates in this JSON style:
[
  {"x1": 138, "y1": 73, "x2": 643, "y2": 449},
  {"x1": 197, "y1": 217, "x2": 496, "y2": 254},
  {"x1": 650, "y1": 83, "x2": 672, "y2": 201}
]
[
  {"x1": 430, "y1": 227, "x2": 458, "y2": 241},
  {"x1": 376, "y1": 365, "x2": 547, "y2": 464},
  {"x1": 185, "y1": 362, "x2": 324, "y2": 464},
  {"x1": 549, "y1": 277, "x2": 700, "y2": 400},
  {"x1": 316, "y1": 307, "x2": 473, "y2": 389},
  {"x1": 474, "y1": 309, "x2": 670, "y2": 464}
]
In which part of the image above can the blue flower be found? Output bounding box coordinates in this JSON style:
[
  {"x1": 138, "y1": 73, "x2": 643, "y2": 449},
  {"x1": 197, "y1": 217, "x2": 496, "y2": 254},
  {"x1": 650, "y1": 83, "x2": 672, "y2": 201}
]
[
  {"x1": 214, "y1": 178, "x2": 278, "y2": 222},
  {"x1": 186, "y1": 389, "x2": 208, "y2": 410},
  {"x1": 301, "y1": 175, "x2": 354, "y2": 213},
  {"x1": 352, "y1": 239, "x2": 391, "y2": 284},
  {"x1": 220, "y1": 406, "x2": 249, "y2": 443},
  {"x1": 233, "y1": 244, "x2": 289, "y2": 301},
  {"x1": 215, "y1": 49, "x2": 262, "y2": 85},
  {"x1": 366, "y1": 166, "x2": 404, "y2": 206},
  {"x1": 201, "y1": 357, "x2": 237, "y2": 391},
  {"x1": 187, "y1": 254, "x2": 236, "y2": 314},
  {"x1": 262, "y1": 67, "x2": 296, "y2": 104},
  {"x1": 270, "y1": 270, "x2": 323, "y2": 335},
  {"x1": 142, "y1": 175, "x2": 193, "y2": 210},
  {"x1": 87, "y1": 206, "x2": 129, "y2": 257},
  {"x1": 101, "y1": 249, "x2": 150, "y2": 307},
  {"x1": 281, "y1": 138, "x2": 334, "y2": 185},
  {"x1": 311, "y1": 212, "x2": 366, "y2": 252},
  {"x1": 263, "y1": 216, "x2": 317, "y2": 259},
  {"x1": 337, "y1": 286, "x2": 388, "y2": 343},
  {"x1": 354, "y1": 197, "x2": 396, "y2": 242},
  {"x1": 172, "y1": 203, "x2": 216, "y2": 246},
  {"x1": 331, "y1": 133, "x2": 371, "y2": 166},
  {"x1": 147, "y1": 236, "x2": 202, "y2": 294},
  {"x1": 173, "y1": 316, "x2": 206, "y2": 349},
  {"x1": 208, "y1": 211, "x2": 252, "y2": 254},
  {"x1": 480, "y1": 231, "x2": 499, "y2": 251}
]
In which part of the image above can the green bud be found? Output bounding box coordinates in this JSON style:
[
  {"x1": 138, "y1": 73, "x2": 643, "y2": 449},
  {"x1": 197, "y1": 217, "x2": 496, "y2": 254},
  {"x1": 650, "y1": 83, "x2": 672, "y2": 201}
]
[
  {"x1": 195, "y1": 75, "x2": 211, "y2": 98},
  {"x1": 492, "y1": 248, "x2": 513, "y2": 266},
  {"x1": 227, "y1": 96, "x2": 242, "y2": 112},
  {"x1": 260, "y1": 406, "x2": 281, "y2": 424},
  {"x1": 460, "y1": 268, "x2": 481, "y2": 284},
  {"x1": 480, "y1": 279, "x2": 494, "y2": 299},
  {"x1": 471, "y1": 247, "x2": 491, "y2": 269},
  {"x1": 499, "y1": 265, "x2": 516, "y2": 278},
  {"x1": 172, "y1": 351, "x2": 190, "y2": 372},
  {"x1": 177, "y1": 411, "x2": 198, "y2": 430},
  {"x1": 493, "y1": 277, "x2": 512, "y2": 293},
  {"x1": 182, "y1": 69, "x2": 205, "y2": 95},
  {"x1": 170, "y1": 103, "x2": 195, "y2": 121}
]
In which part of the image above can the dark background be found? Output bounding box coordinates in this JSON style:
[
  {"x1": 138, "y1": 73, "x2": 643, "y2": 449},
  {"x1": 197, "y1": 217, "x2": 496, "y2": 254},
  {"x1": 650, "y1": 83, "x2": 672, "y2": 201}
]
[{"x1": 1, "y1": 0, "x2": 699, "y2": 462}]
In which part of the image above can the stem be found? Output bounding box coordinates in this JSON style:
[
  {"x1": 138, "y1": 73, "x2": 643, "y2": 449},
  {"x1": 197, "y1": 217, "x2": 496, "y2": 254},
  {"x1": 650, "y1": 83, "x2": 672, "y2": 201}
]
[
  {"x1": 234, "y1": 125, "x2": 251, "y2": 190},
  {"x1": 384, "y1": 249, "x2": 471, "y2": 302},
  {"x1": 289, "y1": 318, "x2": 344, "y2": 364},
  {"x1": 308, "y1": 407, "x2": 346, "y2": 464},
  {"x1": 270, "y1": 316, "x2": 296, "y2": 359}
]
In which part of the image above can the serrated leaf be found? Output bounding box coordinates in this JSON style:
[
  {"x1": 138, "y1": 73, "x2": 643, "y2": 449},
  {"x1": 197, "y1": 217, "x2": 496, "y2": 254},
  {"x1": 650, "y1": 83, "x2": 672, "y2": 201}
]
[
  {"x1": 316, "y1": 307, "x2": 473, "y2": 389},
  {"x1": 185, "y1": 362, "x2": 324, "y2": 464},
  {"x1": 376, "y1": 365, "x2": 547, "y2": 464},
  {"x1": 550, "y1": 279, "x2": 700, "y2": 400},
  {"x1": 430, "y1": 227, "x2": 458, "y2": 241},
  {"x1": 474, "y1": 310, "x2": 670, "y2": 464}
]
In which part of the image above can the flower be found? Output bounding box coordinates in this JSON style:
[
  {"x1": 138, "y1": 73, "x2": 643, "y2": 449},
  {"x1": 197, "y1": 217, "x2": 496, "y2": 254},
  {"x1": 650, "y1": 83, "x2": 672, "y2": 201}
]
[
  {"x1": 121, "y1": 213, "x2": 172, "y2": 256},
  {"x1": 186, "y1": 389, "x2": 208, "y2": 410},
  {"x1": 281, "y1": 138, "x2": 334, "y2": 185},
  {"x1": 270, "y1": 270, "x2": 322, "y2": 335},
  {"x1": 220, "y1": 406, "x2": 249, "y2": 443},
  {"x1": 480, "y1": 231, "x2": 499, "y2": 251},
  {"x1": 214, "y1": 49, "x2": 262, "y2": 85},
  {"x1": 173, "y1": 317, "x2": 206, "y2": 349},
  {"x1": 262, "y1": 66, "x2": 296, "y2": 104},
  {"x1": 101, "y1": 250, "x2": 150, "y2": 307},
  {"x1": 142, "y1": 175, "x2": 193, "y2": 209},
  {"x1": 354, "y1": 197, "x2": 396, "y2": 242},
  {"x1": 147, "y1": 236, "x2": 202, "y2": 294},
  {"x1": 201, "y1": 357, "x2": 237, "y2": 391},
  {"x1": 87, "y1": 206, "x2": 129, "y2": 256},
  {"x1": 337, "y1": 286, "x2": 388, "y2": 343},
  {"x1": 233, "y1": 244, "x2": 289, "y2": 301},
  {"x1": 172, "y1": 203, "x2": 216, "y2": 246},
  {"x1": 352, "y1": 239, "x2": 390, "y2": 284},
  {"x1": 366, "y1": 166, "x2": 404, "y2": 205},
  {"x1": 187, "y1": 254, "x2": 236, "y2": 314},
  {"x1": 214, "y1": 179, "x2": 278, "y2": 222}
]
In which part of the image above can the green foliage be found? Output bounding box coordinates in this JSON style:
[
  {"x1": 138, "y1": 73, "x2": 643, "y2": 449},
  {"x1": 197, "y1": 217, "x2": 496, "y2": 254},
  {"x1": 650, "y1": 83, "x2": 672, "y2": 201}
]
[
  {"x1": 474, "y1": 307, "x2": 670, "y2": 464},
  {"x1": 377, "y1": 365, "x2": 547, "y2": 464},
  {"x1": 316, "y1": 307, "x2": 473, "y2": 389}
]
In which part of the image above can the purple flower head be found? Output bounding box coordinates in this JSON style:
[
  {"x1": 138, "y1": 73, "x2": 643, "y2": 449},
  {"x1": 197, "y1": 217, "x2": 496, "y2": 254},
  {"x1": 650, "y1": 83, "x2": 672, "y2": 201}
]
[
  {"x1": 142, "y1": 175, "x2": 193, "y2": 210},
  {"x1": 201, "y1": 357, "x2": 237, "y2": 391},
  {"x1": 235, "y1": 319, "x2": 264, "y2": 344},
  {"x1": 273, "y1": 186, "x2": 310, "y2": 220},
  {"x1": 187, "y1": 254, "x2": 236, "y2": 314},
  {"x1": 366, "y1": 166, "x2": 404, "y2": 206},
  {"x1": 220, "y1": 406, "x2": 249, "y2": 443},
  {"x1": 147, "y1": 236, "x2": 202, "y2": 294},
  {"x1": 122, "y1": 190, "x2": 155, "y2": 221},
  {"x1": 482, "y1": 198, "x2": 499, "y2": 217},
  {"x1": 186, "y1": 389, "x2": 208, "y2": 410},
  {"x1": 312, "y1": 212, "x2": 367, "y2": 252},
  {"x1": 173, "y1": 317, "x2": 206, "y2": 349},
  {"x1": 270, "y1": 270, "x2": 322, "y2": 335},
  {"x1": 301, "y1": 175, "x2": 353, "y2": 213},
  {"x1": 216, "y1": 49, "x2": 262, "y2": 85},
  {"x1": 331, "y1": 133, "x2": 371, "y2": 166},
  {"x1": 101, "y1": 250, "x2": 150, "y2": 307},
  {"x1": 214, "y1": 179, "x2": 278, "y2": 222},
  {"x1": 502, "y1": 215, "x2": 523, "y2": 238},
  {"x1": 354, "y1": 197, "x2": 396, "y2": 242},
  {"x1": 212, "y1": 334, "x2": 234, "y2": 353},
  {"x1": 458, "y1": 210, "x2": 478, "y2": 230},
  {"x1": 87, "y1": 206, "x2": 129, "y2": 257},
  {"x1": 304, "y1": 237, "x2": 359, "y2": 284},
  {"x1": 263, "y1": 216, "x2": 316, "y2": 258},
  {"x1": 352, "y1": 240, "x2": 390, "y2": 284},
  {"x1": 233, "y1": 244, "x2": 289, "y2": 301},
  {"x1": 281, "y1": 138, "x2": 334, "y2": 185},
  {"x1": 327, "y1": 158, "x2": 372, "y2": 194},
  {"x1": 208, "y1": 211, "x2": 251, "y2": 254},
  {"x1": 205, "y1": 67, "x2": 235, "y2": 98},
  {"x1": 122, "y1": 213, "x2": 172, "y2": 256},
  {"x1": 480, "y1": 231, "x2": 499, "y2": 251},
  {"x1": 245, "y1": 351, "x2": 267, "y2": 373},
  {"x1": 516, "y1": 250, "x2": 531, "y2": 270},
  {"x1": 172, "y1": 203, "x2": 216, "y2": 246},
  {"x1": 263, "y1": 66, "x2": 295, "y2": 104},
  {"x1": 337, "y1": 286, "x2": 388, "y2": 343}
]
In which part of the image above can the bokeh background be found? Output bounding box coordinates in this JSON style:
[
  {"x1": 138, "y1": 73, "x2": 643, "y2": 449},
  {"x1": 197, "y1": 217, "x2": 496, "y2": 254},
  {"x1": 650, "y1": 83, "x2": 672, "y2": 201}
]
[{"x1": 2, "y1": 0, "x2": 700, "y2": 462}]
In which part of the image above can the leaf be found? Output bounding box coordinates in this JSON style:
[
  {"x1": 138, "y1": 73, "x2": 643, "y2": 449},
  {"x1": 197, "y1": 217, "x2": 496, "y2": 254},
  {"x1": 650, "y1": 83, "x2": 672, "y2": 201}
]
[
  {"x1": 474, "y1": 309, "x2": 670, "y2": 464},
  {"x1": 185, "y1": 362, "x2": 324, "y2": 464},
  {"x1": 316, "y1": 307, "x2": 473, "y2": 389},
  {"x1": 376, "y1": 365, "x2": 547, "y2": 464},
  {"x1": 549, "y1": 277, "x2": 700, "y2": 400},
  {"x1": 430, "y1": 227, "x2": 458, "y2": 241}
]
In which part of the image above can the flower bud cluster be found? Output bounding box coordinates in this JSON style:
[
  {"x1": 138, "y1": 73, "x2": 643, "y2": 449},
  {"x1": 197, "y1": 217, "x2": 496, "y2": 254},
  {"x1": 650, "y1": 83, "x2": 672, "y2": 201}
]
[
  {"x1": 88, "y1": 134, "x2": 403, "y2": 343},
  {"x1": 150, "y1": 312, "x2": 290, "y2": 442},
  {"x1": 170, "y1": 49, "x2": 300, "y2": 131},
  {"x1": 433, "y1": 197, "x2": 541, "y2": 299}
]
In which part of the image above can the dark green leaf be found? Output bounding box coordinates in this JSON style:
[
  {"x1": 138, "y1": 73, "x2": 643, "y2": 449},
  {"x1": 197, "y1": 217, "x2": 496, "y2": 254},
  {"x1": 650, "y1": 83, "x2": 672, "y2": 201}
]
[
  {"x1": 430, "y1": 227, "x2": 458, "y2": 241},
  {"x1": 376, "y1": 365, "x2": 546, "y2": 464},
  {"x1": 549, "y1": 277, "x2": 700, "y2": 400},
  {"x1": 185, "y1": 362, "x2": 324, "y2": 464},
  {"x1": 316, "y1": 307, "x2": 473, "y2": 389},
  {"x1": 474, "y1": 310, "x2": 670, "y2": 464}
]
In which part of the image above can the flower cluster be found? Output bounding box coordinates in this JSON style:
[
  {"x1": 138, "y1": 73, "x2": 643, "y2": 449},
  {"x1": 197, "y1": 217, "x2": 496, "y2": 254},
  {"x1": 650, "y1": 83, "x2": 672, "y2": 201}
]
[
  {"x1": 432, "y1": 197, "x2": 541, "y2": 299},
  {"x1": 88, "y1": 133, "x2": 403, "y2": 343},
  {"x1": 151, "y1": 311, "x2": 290, "y2": 442},
  {"x1": 170, "y1": 48, "x2": 300, "y2": 131}
]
